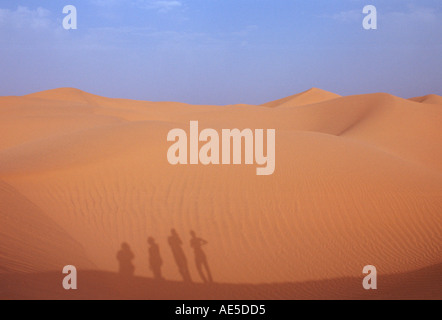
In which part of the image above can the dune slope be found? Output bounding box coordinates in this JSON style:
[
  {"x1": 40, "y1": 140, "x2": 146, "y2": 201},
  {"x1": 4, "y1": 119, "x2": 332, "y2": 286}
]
[{"x1": 0, "y1": 180, "x2": 94, "y2": 273}]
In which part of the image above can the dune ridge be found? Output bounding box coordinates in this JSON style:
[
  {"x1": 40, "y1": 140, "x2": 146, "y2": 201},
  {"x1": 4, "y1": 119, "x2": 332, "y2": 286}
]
[
  {"x1": 409, "y1": 94, "x2": 442, "y2": 105},
  {"x1": 0, "y1": 88, "x2": 441, "y2": 299},
  {"x1": 262, "y1": 88, "x2": 341, "y2": 108}
]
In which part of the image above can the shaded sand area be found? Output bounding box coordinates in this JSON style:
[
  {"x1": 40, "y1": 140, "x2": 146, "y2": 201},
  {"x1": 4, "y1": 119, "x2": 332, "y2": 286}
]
[
  {"x1": 0, "y1": 88, "x2": 441, "y2": 299},
  {"x1": 1, "y1": 264, "x2": 441, "y2": 300}
]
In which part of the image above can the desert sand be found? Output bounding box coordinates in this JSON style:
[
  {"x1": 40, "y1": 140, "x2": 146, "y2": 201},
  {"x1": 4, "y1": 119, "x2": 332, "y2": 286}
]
[{"x1": 0, "y1": 87, "x2": 441, "y2": 299}]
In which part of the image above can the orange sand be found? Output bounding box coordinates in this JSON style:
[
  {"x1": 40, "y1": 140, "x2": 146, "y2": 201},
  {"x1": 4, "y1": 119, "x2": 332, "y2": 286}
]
[{"x1": 0, "y1": 88, "x2": 441, "y2": 299}]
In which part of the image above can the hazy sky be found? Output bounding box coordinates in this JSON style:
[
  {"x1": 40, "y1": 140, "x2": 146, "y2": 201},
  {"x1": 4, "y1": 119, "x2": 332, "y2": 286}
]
[{"x1": 0, "y1": 0, "x2": 441, "y2": 104}]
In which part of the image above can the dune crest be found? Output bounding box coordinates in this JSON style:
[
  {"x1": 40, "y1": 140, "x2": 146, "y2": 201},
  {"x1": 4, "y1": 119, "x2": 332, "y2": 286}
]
[
  {"x1": 409, "y1": 94, "x2": 442, "y2": 105},
  {"x1": 262, "y1": 88, "x2": 341, "y2": 108},
  {"x1": 25, "y1": 87, "x2": 99, "y2": 103}
]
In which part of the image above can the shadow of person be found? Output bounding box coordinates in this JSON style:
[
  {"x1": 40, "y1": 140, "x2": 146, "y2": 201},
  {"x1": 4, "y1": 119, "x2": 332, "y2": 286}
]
[
  {"x1": 148, "y1": 237, "x2": 163, "y2": 280},
  {"x1": 190, "y1": 230, "x2": 213, "y2": 283},
  {"x1": 168, "y1": 229, "x2": 192, "y2": 283},
  {"x1": 116, "y1": 242, "x2": 135, "y2": 278}
]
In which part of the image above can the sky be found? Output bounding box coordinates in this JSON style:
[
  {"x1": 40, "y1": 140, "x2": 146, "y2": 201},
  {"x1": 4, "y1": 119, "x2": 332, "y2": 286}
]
[{"x1": 0, "y1": 0, "x2": 441, "y2": 105}]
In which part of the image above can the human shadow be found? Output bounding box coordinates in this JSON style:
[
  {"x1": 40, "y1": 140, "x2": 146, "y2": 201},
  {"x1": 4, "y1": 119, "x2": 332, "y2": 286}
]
[
  {"x1": 190, "y1": 230, "x2": 213, "y2": 283},
  {"x1": 116, "y1": 242, "x2": 135, "y2": 278},
  {"x1": 168, "y1": 229, "x2": 192, "y2": 282},
  {"x1": 148, "y1": 237, "x2": 163, "y2": 280}
]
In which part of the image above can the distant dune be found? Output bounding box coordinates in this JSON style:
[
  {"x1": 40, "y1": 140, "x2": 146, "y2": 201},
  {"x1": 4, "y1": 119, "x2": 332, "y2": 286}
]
[
  {"x1": 408, "y1": 94, "x2": 442, "y2": 105},
  {"x1": 0, "y1": 88, "x2": 441, "y2": 299},
  {"x1": 262, "y1": 88, "x2": 341, "y2": 107}
]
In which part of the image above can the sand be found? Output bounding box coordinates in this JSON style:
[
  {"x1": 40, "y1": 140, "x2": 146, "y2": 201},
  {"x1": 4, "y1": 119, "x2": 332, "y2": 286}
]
[{"x1": 0, "y1": 88, "x2": 441, "y2": 299}]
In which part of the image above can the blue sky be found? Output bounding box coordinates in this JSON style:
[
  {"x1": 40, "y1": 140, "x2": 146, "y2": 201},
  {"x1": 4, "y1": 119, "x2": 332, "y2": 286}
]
[{"x1": 0, "y1": 0, "x2": 441, "y2": 104}]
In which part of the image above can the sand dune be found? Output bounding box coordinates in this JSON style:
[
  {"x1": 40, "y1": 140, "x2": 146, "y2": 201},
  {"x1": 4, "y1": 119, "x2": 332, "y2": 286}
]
[
  {"x1": 0, "y1": 88, "x2": 441, "y2": 299},
  {"x1": 409, "y1": 94, "x2": 442, "y2": 105},
  {"x1": 262, "y1": 88, "x2": 341, "y2": 108}
]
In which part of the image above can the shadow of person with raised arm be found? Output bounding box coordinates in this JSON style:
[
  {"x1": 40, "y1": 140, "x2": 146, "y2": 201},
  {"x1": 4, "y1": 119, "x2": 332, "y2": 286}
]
[
  {"x1": 147, "y1": 237, "x2": 163, "y2": 280},
  {"x1": 190, "y1": 230, "x2": 213, "y2": 283},
  {"x1": 168, "y1": 229, "x2": 192, "y2": 283},
  {"x1": 116, "y1": 242, "x2": 135, "y2": 278}
]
